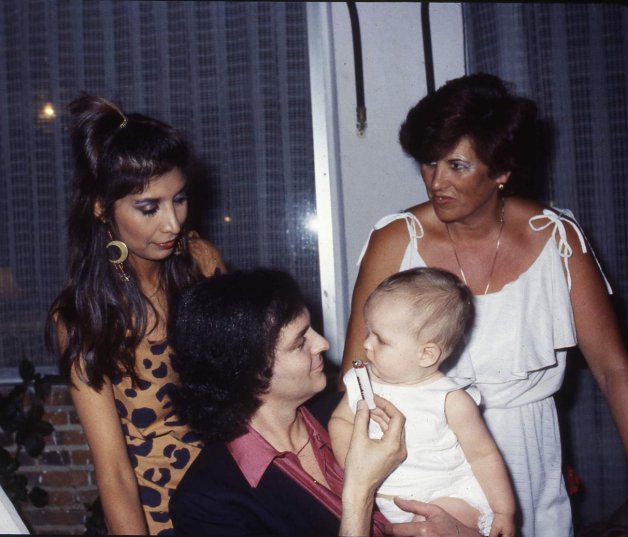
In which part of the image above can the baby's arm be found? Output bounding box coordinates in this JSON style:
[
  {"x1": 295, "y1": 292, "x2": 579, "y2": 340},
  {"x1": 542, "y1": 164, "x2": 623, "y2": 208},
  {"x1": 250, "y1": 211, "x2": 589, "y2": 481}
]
[
  {"x1": 445, "y1": 389, "x2": 516, "y2": 537},
  {"x1": 329, "y1": 392, "x2": 357, "y2": 469}
]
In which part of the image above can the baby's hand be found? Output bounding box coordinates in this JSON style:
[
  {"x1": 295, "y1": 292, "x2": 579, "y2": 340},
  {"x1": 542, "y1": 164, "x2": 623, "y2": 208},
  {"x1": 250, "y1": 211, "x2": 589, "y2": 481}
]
[{"x1": 488, "y1": 512, "x2": 515, "y2": 537}]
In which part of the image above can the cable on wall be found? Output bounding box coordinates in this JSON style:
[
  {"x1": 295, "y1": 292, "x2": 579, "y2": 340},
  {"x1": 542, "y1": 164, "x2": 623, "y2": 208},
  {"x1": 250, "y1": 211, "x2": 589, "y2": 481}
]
[
  {"x1": 421, "y1": 3, "x2": 435, "y2": 94},
  {"x1": 347, "y1": 2, "x2": 367, "y2": 136}
]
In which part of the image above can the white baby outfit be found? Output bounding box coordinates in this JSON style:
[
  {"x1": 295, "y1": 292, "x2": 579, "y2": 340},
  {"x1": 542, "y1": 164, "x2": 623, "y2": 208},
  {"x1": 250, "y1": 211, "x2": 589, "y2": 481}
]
[
  {"x1": 343, "y1": 369, "x2": 493, "y2": 532},
  {"x1": 357, "y1": 208, "x2": 607, "y2": 537}
]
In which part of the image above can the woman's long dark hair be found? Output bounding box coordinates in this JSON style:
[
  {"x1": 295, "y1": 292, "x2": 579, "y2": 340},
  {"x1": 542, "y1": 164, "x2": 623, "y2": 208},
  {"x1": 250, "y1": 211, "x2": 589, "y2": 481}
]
[{"x1": 47, "y1": 94, "x2": 205, "y2": 389}]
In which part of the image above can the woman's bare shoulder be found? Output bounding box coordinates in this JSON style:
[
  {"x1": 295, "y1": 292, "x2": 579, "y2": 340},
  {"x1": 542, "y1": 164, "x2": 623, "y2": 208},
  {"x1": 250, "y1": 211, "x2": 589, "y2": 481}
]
[
  {"x1": 507, "y1": 196, "x2": 547, "y2": 218},
  {"x1": 507, "y1": 198, "x2": 588, "y2": 250},
  {"x1": 367, "y1": 220, "x2": 409, "y2": 258},
  {"x1": 500, "y1": 198, "x2": 556, "y2": 270},
  {"x1": 367, "y1": 203, "x2": 429, "y2": 251},
  {"x1": 506, "y1": 197, "x2": 552, "y2": 237},
  {"x1": 406, "y1": 200, "x2": 433, "y2": 217},
  {"x1": 406, "y1": 201, "x2": 443, "y2": 235}
]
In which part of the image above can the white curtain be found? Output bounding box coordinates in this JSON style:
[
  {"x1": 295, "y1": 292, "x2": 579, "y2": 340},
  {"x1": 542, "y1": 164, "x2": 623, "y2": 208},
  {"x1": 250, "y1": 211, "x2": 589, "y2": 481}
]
[{"x1": 0, "y1": 1, "x2": 320, "y2": 369}]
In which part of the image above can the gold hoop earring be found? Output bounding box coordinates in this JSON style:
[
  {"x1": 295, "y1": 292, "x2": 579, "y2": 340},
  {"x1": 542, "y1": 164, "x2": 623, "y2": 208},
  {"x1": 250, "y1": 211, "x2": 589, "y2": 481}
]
[
  {"x1": 106, "y1": 240, "x2": 128, "y2": 264},
  {"x1": 106, "y1": 238, "x2": 130, "y2": 281}
]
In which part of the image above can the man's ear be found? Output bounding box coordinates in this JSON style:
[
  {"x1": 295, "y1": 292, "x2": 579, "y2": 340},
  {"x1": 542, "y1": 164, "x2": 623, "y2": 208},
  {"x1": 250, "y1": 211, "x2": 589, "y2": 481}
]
[
  {"x1": 418, "y1": 342, "x2": 442, "y2": 368},
  {"x1": 93, "y1": 200, "x2": 106, "y2": 222}
]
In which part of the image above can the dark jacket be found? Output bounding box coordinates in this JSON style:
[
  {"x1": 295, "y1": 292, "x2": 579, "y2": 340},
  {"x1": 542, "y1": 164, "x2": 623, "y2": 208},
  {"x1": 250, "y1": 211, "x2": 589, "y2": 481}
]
[{"x1": 170, "y1": 391, "x2": 343, "y2": 537}]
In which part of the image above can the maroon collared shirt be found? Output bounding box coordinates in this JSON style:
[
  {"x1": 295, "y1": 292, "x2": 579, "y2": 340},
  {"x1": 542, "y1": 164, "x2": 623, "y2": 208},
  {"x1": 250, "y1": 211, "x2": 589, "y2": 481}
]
[{"x1": 228, "y1": 406, "x2": 386, "y2": 536}]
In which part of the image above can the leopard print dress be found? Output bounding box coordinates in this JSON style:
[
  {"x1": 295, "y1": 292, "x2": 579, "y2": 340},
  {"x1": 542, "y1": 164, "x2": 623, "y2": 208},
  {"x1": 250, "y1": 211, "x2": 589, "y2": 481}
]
[
  {"x1": 111, "y1": 338, "x2": 199, "y2": 535},
  {"x1": 111, "y1": 236, "x2": 223, "y2": 535}
]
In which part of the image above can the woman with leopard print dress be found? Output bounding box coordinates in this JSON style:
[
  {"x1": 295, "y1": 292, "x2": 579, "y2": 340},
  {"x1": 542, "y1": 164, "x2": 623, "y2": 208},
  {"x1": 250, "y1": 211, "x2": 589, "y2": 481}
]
[{"x1": 47, "y1": 94, "x2": 225, "y2": 535}]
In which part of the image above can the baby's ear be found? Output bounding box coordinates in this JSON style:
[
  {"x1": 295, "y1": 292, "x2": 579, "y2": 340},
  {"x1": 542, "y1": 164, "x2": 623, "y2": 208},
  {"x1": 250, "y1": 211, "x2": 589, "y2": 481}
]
[{"x1": 417, "y1": 342, "x2": 442, "y2": 368}]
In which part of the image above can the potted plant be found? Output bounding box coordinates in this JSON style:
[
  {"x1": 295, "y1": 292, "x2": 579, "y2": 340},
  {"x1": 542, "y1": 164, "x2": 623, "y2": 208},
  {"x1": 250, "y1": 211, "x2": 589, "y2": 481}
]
[{"x1": 0, "y1": 358, "x2": 54, "y2": 513}]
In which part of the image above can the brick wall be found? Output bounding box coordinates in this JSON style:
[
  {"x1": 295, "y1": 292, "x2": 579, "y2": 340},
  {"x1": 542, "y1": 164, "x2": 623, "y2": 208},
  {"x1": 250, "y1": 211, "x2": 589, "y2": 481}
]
[{"x1": 1, "y1": 383, "x2": 97, "y2": 535}]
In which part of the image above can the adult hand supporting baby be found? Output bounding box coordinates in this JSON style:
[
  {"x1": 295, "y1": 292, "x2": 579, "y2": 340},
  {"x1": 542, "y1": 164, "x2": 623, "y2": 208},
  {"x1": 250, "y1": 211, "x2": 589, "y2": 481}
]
[{"x1": 385, "y1": 498, "x2": 482, "y2": 537}]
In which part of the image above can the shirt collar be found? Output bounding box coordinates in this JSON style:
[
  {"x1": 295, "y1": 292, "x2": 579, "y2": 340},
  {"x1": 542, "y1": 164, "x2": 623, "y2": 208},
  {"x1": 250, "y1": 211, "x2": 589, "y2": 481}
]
[
  {"x1": 301, "y1": 405, "x2": 331, "y2": 451},
  {"x1": 227, "y1": 406, "x2": 329, "y2": 487}
]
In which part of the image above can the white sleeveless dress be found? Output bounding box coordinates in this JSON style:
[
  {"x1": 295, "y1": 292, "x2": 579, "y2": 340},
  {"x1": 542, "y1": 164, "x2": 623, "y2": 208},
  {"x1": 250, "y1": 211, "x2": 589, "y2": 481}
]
[{"x1": 357, "y1": 208, "x2": 609, "y2": 537}]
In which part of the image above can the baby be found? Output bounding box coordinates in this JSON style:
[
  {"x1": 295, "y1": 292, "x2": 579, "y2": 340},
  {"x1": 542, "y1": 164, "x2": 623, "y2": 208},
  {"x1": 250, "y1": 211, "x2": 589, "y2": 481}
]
[{"x1": 330, "y1": 267, "x2": 515, "y2": 537}]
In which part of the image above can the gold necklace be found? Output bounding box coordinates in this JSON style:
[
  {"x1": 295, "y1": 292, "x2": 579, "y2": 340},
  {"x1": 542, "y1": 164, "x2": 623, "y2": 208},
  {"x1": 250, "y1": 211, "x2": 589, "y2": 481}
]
[
  {"x1": 147, "y1": 285, "x2": 160, "y2": 299},
  {"x1": 446, "y1": 199, "x2": 505, "y2": 295},
  {"x1": 143, "y1": 280, "x2": 161, "y2": 300},
  {"x1": 295, "y1": 437, "x2": 310, "y2": 456}
]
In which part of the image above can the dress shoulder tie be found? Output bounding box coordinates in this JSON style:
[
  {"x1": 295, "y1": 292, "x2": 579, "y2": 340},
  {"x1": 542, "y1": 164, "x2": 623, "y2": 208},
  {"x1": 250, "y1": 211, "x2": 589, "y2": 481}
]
[
  {"x1": 528, "y1": 208, "x2": 611, "y2": 293},
  {"x1": 357, "y1": 212, "x2": 424, "y2": 267}
]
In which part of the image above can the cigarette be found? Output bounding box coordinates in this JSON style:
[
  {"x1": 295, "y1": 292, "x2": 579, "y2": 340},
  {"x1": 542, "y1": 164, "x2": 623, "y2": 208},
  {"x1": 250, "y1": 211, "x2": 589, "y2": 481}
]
[{"x1": 352, "y1": 359, "x2": 376, "y2": 410}]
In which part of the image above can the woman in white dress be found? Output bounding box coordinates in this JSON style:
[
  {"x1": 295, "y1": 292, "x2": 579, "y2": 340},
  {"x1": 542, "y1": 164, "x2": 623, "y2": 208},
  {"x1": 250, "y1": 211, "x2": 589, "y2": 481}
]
[{"x1": 341, "y1": 73, "x2": 628, "y2": 537}]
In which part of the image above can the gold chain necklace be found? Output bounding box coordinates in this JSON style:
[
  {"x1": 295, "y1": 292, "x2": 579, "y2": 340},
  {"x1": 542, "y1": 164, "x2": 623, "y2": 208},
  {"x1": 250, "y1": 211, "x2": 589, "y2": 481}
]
[
  {"x1": 147, "y1": 284, "x2": 160, "y2": 300},
  {"x1": 446, "y1": 199, "x2": 505, "y2": 295},
  {"x1": 295, "y1": 437, "x2": 311, "y2": 457},
  {"x1": 142, "y1": 279, "x2": 161, "y2": 300}
]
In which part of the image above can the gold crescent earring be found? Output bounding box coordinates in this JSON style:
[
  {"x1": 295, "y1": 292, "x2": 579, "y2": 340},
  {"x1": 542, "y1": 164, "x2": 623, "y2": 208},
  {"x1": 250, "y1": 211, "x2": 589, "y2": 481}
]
[
  {"x1": 106, "y1": 240, "x2": 128, "y2": 264},
  {"x1": 106, "y1": 236, "x2": 130, "y2": 281}
]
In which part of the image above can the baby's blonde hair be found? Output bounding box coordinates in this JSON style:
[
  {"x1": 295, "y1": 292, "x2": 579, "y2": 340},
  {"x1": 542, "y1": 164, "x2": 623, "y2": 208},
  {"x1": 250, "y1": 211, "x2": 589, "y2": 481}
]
[{"x1": 366, "y1": 267, "x2": 473, "y2": 359}]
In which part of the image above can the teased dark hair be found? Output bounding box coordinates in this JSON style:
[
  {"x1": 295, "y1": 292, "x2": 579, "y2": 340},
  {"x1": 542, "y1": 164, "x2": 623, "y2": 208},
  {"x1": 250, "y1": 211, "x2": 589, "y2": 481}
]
[
  {"x1": 170, "y1": 269, "x2": 307, "y2": 443},
  {"x1": 399, "y1": 73, "x2": 538, "y2": 194},
  {"x1": 367, "y1": 267, "x2": 473, "y2": 359},
  {"x1": 46, "y1": 93, "x2": 205, "y2": 389}
]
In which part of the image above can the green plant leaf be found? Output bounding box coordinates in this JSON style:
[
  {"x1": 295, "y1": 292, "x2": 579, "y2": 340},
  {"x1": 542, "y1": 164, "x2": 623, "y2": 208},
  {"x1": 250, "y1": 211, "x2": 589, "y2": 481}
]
[
  {"x1": 1, "y1": 359, "x2": 54, "y2": 513},
  {"x1": 12, "y1": 473, "x2": 27, "y2": 491},
  {"x1": 27, "y1": 404, "x2": 44, "y2": 422},
  {"x1": 19, "y1": 360, "x2": 35, "y2": 383},
  {"x1": 34, "y1": 378, "x2": 52, "y2": 400},
  {"x1": 0, "y1": 447, "x2": 13, "y2": 466},
  {"x1": 14, "y1": 430, "x2": 25, "y2": 446},
  {"x1": 13, "y1": 488, "x2": 27, "y2": 502},
  {"x1": 23, "y1": 435, "x2": 45, "y2": 458},
  {"x1": 0, "y1": 453, "x2": 20, "y2": 475},
  {"x1": 2, "y1": 401, "x2": 25, "y2": 433},
  {"x1": 7, "y1": 384, "x2": 26, "y2": 399},
  {"x1": 6, "y1": 459, "x2": 19, "y2": 474},
  {"x1": 31, "y1": 421, "x2": 54, "y2": 437},
  {"x1": 28, "y1": 486, "x2": 48, "y2": 508}
]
